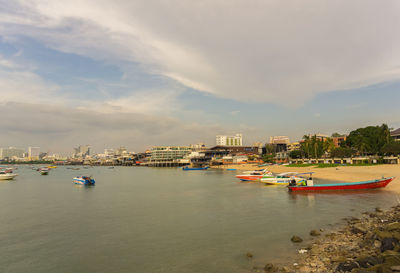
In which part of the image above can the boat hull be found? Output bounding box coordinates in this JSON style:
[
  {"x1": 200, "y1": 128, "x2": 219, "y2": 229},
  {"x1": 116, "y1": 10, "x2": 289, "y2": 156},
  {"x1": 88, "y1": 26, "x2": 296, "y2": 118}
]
[
  {"x1": 73, "y1": 177, "x2": 95, "y2": 185},
  {"x1": 0, "y1": 174, "x2": 17, "y2": 180},
  {"x1": 182, "y1": 167, "x2": 209, "y2": 171},
  {"x1": 288, "y1": 177, "x2": 394, "y2": 192},
  {"x1": 235, "y1": 175, "x2": 264, "y2": 181}
]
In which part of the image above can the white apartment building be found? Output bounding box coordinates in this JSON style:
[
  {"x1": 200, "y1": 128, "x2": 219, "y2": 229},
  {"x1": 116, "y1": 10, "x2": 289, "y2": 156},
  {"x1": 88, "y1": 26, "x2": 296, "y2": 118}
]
[
  {"x1": 216, "y1": 134, "x2": 243, "y2": 146},
  {"x1": 269, "y1": 136, "x2": 290, "y2": 144},
  {"x1": 28, "y1": 147, "x2": 40, "y2": 160},
  {"x1": 0, "y1": 147, "x2": 25, "y2": 160}
]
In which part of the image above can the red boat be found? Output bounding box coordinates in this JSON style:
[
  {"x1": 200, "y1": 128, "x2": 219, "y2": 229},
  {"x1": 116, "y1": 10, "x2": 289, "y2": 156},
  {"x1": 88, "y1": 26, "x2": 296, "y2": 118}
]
[{"x1": 288, "y1": 177, "x2": 395, "y2": 192}]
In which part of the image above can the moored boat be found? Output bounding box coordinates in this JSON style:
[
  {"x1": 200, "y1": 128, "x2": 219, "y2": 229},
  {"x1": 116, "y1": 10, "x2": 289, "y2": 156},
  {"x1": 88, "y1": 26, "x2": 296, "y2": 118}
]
[
  {"x1": 236, "y1": 169, "x2": 272, "y2": 182},
  {"x1": 0, "y1": 167, "x2": 17, "y2": 180},
  {"x1": 288, "y1": 177, "x2": 394, "y2": 192},
  {"x1": 261, "y1": 172, "x2": 313, "y2": 185},
  {"x1": 0, "y1": 173, "x2": 17, "y2": 180},
  {"x1": 73, "y1": 176, "x2": 95, "y2": 185},
  {"x1": 182, "y1": 166, "x2": 209, "y2": 171},
  {"x1": 40, "y1": 168, "x2": 49, "y2": 175}
]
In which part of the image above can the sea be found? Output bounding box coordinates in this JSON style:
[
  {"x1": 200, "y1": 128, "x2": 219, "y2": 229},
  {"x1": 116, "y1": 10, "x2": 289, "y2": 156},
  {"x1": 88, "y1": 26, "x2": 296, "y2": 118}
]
[{"x1": 0, "y1": 166, "x2": 399, "y2": 273}]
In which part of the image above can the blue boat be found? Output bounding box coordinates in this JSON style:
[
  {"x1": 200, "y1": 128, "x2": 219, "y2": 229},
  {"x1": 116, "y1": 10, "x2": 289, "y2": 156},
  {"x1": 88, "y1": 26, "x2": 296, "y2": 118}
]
[
  {"x1": 73, "y1": 176, "x2": 95, "y2": 185},
  {"x1": 182, "y1": 166, "x2": 209, "y2": 171}
]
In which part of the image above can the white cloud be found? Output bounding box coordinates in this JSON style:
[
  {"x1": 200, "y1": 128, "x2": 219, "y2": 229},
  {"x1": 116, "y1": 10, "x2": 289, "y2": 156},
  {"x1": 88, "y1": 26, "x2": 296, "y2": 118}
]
[{"x1": 1, "y1": 0, "x2": 399, "y2": 105}]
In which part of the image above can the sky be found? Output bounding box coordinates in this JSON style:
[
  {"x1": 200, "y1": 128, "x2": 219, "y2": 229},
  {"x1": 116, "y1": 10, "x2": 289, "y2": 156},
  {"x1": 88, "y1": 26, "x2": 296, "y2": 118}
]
[{"x1": 0, "y1": 0, "x2": 400, "y2": 155}]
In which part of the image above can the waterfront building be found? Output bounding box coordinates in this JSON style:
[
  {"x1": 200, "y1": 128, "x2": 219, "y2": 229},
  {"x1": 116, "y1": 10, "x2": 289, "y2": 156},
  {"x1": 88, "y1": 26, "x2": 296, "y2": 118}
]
[
  {"x1": 28, "y1": 147, "x2": 40, "y2": 160},
  {"x1": 0, "y1": 147, "x2": 25, "y2": 160},
  {"x1": 216, "y1": 134, "x2": 243, "y2": 146},
  {"x1": 391, "y1": 128, "x2": 400, "y2": 141},
  {"x1": 150, "y1": 146, "x2": 192, "y2": 161},
  {"x1": 209, "y1": 145, "x2": 260, "y2": 155}
]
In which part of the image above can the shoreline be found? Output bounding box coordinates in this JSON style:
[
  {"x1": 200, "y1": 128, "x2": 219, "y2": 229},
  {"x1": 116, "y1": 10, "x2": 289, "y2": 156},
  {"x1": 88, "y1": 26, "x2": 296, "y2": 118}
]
[
  {"x1": 249, "y1": 204, "x2": 400, "y2": 273},
  {"x1": 214, "y1": 163, "x2": 400, "y2": 272},
  {"x1": 212, "y1": 164, "x2": 400, "y2": 193}
]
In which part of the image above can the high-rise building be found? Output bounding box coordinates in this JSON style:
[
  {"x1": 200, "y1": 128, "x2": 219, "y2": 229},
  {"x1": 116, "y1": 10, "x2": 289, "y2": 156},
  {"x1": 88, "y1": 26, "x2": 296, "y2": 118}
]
[
  {"x1": 28, "y1": 147, "x2": 40, "y2": 160},
  {"x1": 73, "y1": 145, "x2": 90, "y2": 158},
  {"x1": 216, "y1": 134, "x2": 243, "y2": 146},
  {"x1": 0, "y1": 147, "x2": 25, "y2": 160}
]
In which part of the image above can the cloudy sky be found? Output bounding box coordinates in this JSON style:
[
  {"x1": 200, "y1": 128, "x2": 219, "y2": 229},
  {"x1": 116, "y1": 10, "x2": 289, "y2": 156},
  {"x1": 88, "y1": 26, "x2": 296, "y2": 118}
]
[{"x1": 1, "y1": 0, "x2": 400, "y2": 155}]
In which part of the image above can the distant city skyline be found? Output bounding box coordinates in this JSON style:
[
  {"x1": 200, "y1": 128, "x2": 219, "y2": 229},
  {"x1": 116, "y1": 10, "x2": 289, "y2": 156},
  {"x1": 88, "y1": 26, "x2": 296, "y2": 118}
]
[{"x1": 1, "y1": 1, "x2": 400, "y2": 154}]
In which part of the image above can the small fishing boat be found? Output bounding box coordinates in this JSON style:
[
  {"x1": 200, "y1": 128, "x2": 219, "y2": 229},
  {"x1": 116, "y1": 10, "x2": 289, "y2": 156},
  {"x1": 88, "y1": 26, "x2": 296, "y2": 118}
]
[
  {"x1": 236, "y1": 169, "x2": 272, "y2": 182},
  {"x1": 40, "y1": 168, "x2": 49, "y2": 175},
  {"x1": 73, "y1": 176, "x2": 95, "y2": 185},
  {"x1": 288, "y1": 177, "x2": 395, "y2": 192},
  {"x1": 182, "y1": 166, "x2": 209, "y2": 171},
  {"x1": 261, "y1": 172, "x2": 314, "y2": 185}
]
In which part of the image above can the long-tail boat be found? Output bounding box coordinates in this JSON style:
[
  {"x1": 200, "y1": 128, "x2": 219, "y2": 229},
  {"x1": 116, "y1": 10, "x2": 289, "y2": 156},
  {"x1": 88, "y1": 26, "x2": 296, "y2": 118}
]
[{"x1": 288, "y1": 177, "x2": 394, "y2": 192}]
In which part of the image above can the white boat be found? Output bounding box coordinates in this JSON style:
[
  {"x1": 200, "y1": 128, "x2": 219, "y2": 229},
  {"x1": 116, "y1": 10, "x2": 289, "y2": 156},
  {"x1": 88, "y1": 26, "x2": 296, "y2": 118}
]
[
  {"x1": 0, "y1": 169, "x2": 17, "y2": 180},
  {"x1": 40, "y1": 167, "x2": 49, "y2": 175},
  {"x1": 236, "y1": 169, "x2": 273, "y2": 181},
  {"x1": 260, "y1": 172, "x2": 313, "y2": 185}
]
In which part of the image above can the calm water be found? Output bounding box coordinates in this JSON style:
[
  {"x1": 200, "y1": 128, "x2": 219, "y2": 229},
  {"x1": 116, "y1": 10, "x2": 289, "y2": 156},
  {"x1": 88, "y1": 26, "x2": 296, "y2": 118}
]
[{"x1": 0, "y1": 166, "x2": 399, "y2": 273}]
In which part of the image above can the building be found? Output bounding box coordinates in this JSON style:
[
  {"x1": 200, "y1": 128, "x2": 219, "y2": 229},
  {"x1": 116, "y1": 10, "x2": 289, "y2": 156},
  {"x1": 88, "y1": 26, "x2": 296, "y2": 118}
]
[
  {"x1": 307, "y1": 133, "x2": 329, "y2": 141},
  {"x1": 189, "y1": 143, "x2": 206, "y2": 150},
  {"x1": 73, "y1": 145, "x2": 90, "y2": 158},
  {"x1": 391, "y1": 128, "x2": 400, "y2": 141},
  {"x1": 150, "y1": 146, "x2": 192, "y2": 161},
  {"x1": 269, "y1": 136, "x2": 290, "y2": 153},
  {"x1": 269, "y1": 136, "x2": 290, "y2": 144},
  {"x1": 28, "y1": 147, "x2": 40, "y2": 160},
  {"x1": 209, "y1": 145, "x2": 260, "y2": 155},
  {"x1": 287, "y1": 142, "x2": 301, "y2": 152},
  {"x1": 0, "y1": 147, "x2": 25, "y2": 160},
  {"x1": 216, "y1": 134, "x2": 243, "y2": 146},
  {"x1": 332, "y1": 136, "x2": 347, "y2": 147},
  {"x1": 104, "y1": 149, "x2": 115, "y2": 157}
]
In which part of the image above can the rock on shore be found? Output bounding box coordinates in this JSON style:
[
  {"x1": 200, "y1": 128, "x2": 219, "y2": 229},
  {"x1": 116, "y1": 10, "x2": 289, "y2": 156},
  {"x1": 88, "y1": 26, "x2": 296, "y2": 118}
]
[{"x1": 254, "y1": 204, "x2": 400, "y2": 273}]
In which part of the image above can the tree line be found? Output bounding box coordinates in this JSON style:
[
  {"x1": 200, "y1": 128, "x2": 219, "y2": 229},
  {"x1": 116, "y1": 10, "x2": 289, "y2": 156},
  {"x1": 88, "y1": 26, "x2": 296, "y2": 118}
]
[{"x1": 287, "y1": 124, "x2": 400, "y2": 159}]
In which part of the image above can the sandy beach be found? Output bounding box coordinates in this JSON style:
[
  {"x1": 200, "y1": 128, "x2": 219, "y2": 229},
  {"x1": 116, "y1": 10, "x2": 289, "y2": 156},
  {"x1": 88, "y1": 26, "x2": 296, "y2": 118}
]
[{"x1": 212, "y1": 164, "x2": 400, "y2": 192}]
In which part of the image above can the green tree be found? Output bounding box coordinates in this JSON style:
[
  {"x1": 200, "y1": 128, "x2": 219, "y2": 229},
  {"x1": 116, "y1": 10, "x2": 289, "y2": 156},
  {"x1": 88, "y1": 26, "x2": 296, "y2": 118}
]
[
  {"x1": 289, "y1": 150, "x2": 302, "y2": 159},
  {"x1": 346, "y1": 124, "x2": 392, "y2": 155},
  {"x1": 382, "y1": 142, "x2": 400, "y2": 156},
  {"x1": 262, "y1": 154, "x2": 275, "y2": 163},
  {"x1": 330, "y1": 147, "x2": 354, "y2": 158},
  {"x1": 264, "y1": 144, "x2": 276, "y2": 155}
]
